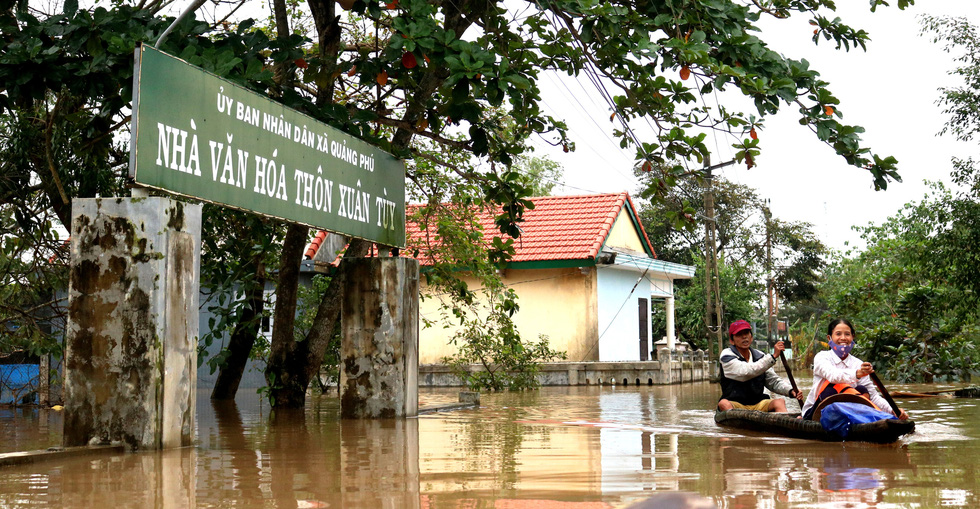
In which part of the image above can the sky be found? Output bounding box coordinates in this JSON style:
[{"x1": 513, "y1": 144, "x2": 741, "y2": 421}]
[{"x1": 531, "y1": 1, "x2": 980, "y2": 253}]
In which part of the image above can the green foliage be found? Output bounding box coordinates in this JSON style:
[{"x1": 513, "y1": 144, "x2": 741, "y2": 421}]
[
  {"x1": 787, "y1": 315, "x2": 823, "y2": 366},
  {"x1": 820, "y1": 181, "x2": 980, "y2": 382},
  {"x1": 0, "y1": 206, "x2": 65, "y2": 358},
  {"x1": 513, "y1": 155, "x2": 564, "y2": 197},
  {"x1": 653, "y1": 252, "x2": 761, "y2": 350},
  {"x1": 409, "y1": 151, "x2": 564, "y2": 390},
  {"x1": 0, "y1": 3, "x2": 299, "y2": 371},
  {"x1": 198, "y1": 206, "x2": 281, "y2": 373},
  {"x1": 922, "y1": 15, "x2": 980, "y2": 147}
]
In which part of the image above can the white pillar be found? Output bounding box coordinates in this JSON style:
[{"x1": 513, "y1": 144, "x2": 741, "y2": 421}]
[{"x1": 666, "y1": 296, "x2": 676, "y2": 350}]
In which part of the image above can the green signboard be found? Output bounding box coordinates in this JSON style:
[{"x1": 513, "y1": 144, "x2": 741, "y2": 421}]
[{"x1": 129, "y1": 45, "x2": 405, "y2": 247}]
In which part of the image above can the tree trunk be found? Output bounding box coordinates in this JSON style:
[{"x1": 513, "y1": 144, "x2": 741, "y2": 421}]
[
  {"x1": 261, "y1": 0, "x2": 339, "y2": 409},
  {"x1": 263, "y1": 0, "x2": 483, "y2": 408},
  {"x1": 265, "y1": 224, "x2": 310, "y2": 407},
  {"x1": 211, "y1": 267, "x2": 266, "y2": 400},
  {"x1": 265, "y1": 237, "x2": 370, "y2": 407}
]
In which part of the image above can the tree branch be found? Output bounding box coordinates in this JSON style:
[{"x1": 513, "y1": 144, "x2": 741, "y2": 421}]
[
  {"x1": 212, "y1": 0, "x2": 249, "y2": 30},
  {"x1": 44, "y1": 94, "x2": 70, "y2": 206},
  {"x1": 374, "y1": 116, "x2": 471, "y2": 150},
  {"x1": 409, "y1": 148, "x2": 481, "y2": 182},
  {"x1": 80, "y1": 115, "x2": 131, "y2": 152}
]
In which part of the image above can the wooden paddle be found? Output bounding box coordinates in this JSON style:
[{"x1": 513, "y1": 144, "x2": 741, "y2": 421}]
[
  {"x1": 778, "y1": 351, "x2": 802, "y2": 410},
  {"x1": 890, "y1": 391, "x2": 948, "y2": 399},
  {"x1": 869, "y1": 372, "x2": 903, "y2": 419}
]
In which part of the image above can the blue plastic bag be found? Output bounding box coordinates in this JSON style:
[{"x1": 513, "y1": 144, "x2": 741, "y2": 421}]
[{"x1": 819, "y1": 402, "x2": 896, "y2": 438}]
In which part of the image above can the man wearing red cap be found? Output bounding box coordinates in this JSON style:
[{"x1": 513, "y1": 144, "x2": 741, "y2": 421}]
[{"x1": 717, "y1": 319, "x2": 804, "y2": 412}]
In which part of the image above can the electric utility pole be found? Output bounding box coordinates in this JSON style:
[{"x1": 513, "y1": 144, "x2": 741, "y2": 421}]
[
  {"x1": 703, "y1": 156, "x2": 734, "y2": 363},
  {"x1": 764, "y1": 199, "x2": 775, "y2": 343}
]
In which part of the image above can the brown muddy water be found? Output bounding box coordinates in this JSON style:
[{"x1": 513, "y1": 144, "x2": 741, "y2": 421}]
[{"x1": 1, "y1": 379, "x2": 978, "y2": 508}]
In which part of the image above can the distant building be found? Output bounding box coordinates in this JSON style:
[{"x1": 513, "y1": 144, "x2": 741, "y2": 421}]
[
  {"x1": 403, "y1": 192, "x2": 695, "y2": 363},
  {"x1": 295, "y1": 192, "x2": 697, "y2": 377}
]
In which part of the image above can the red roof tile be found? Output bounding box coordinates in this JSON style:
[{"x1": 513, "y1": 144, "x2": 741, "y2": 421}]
[
  {"x1": 304, "y1": 230, "x2": 328, "y2": 259},
  {"x1": 303, "y1": 193, "x2": 656, "y2": 266},
  {"x1": 406, "y1": 192, "x2": 655, "y2": 265}
]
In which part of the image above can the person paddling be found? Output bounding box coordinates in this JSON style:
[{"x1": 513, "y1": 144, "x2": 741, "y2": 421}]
[
  {"x1": 800, "y1": 318, "x2": 909, "y2": 420},
  {"x1": 717, "y1": 320, "x2": 804, "y2": 413}
]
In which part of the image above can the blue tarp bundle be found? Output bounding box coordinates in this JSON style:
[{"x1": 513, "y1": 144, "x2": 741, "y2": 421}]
[
  {"x1": 0, "y1": 364, "x2": 39, "y2": 404},
  {"x1": 819, "y1": 402, "x2": 895, "y2": 438}
]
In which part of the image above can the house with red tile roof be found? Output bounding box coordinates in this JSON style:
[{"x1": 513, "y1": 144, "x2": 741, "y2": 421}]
[
  {"x1": 304, "y1": 192, "x2": 694, "y2": 364},
  {"x1": 406, "y1": 192, "x2": 695, "y2": 363}
]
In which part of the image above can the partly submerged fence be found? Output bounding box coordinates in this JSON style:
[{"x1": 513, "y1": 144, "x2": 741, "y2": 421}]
[
  {"x1": 0, "y1": 364, "x2": 39, "y2": 405},
  {"x1": 420, "y1": 349, "x2": 716, "y2": 387}
]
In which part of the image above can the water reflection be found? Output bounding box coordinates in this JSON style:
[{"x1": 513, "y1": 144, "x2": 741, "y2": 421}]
[
  {"x1": 342, "y1": 419, "x2": 419, "y2": 508},
  {"x1": 0, "y1": 406, "x2": 62, "y2": 454},
  {"x1": 717, "y1": 440, "x2": 915, "y2": 508},
  {"x1": 0, "y1": 447, "x2": 197, "y2": 507},
  {"x1": 208, "y1": 399, "x2": 264, "y2": 503},
  {"x1": 1, "y1": 382, "x2": 980, "y2": 508}
]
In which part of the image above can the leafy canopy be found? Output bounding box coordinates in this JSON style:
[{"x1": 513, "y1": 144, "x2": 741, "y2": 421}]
[{"x1": 0, "y1": 0, "x2": 915, "y2": 396}]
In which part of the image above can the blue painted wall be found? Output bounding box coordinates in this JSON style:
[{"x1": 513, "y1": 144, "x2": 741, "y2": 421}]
[{"x1": 0, "y1": 364, "x2": 39, "y2": 404}]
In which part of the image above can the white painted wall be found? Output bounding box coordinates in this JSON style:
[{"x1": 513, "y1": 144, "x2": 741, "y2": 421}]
[
  {"x1": 596, "y1": 267, "x2": 650, "y2": 361},
  {"x1": 596, "y1": 266, "x2": 682, "y2": 361}
]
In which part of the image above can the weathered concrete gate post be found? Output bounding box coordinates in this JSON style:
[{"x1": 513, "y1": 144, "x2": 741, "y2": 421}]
[
  {"x1": 340, "y1": 257, "x2": 419, "y2": 418},
  {"x1": 64, "y1": 197, "x2": 201, "y2": 450}
]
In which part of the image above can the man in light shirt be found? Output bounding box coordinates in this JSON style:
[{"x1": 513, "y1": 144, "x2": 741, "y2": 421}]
[{"x1": 717, "y1": 320, "x2": 803, "y2": 412}]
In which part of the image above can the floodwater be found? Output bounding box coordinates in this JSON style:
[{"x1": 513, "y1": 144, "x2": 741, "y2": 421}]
[{"x1": 1, "y1": 379, "x2": 979, "y2": 508}]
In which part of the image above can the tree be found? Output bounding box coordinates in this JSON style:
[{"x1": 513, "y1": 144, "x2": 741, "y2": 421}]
[
  {"x1": 514, "y1": 155, "x2": 564, "y2": 197},
  {"x1": 2, "y1": 0, "x2": 913, "y2": 407},
  {"x1": 655, "y1": 252, "x2": 761, "y2": 350},
  {"x1": 263, "y1": 0, "x2": 916, "y2": 405},
  {"x1": 922, "y1": 14, "x2": 980, "y2": 188},
  {"x1": 0, "y1": 2, "x2": 296, "y2": 367},
  {"x1": 199, "y1": 208, "x2": 282, "y2": 400},
  {"x1": 807, "y1": 14, "x2": 980, "y2": 382},
  {"x1": 819, "y1": 182, "x2": 980, "y2": 382},
  {"x1": 406, "y1": 143, "x2": 567, "y2": 390},
  {"x1": 441, "y1": 288, "x2": 566, "y2": 391},
  {"x1": 637, "y1": 174, "x2": 827, "y2": 346}
]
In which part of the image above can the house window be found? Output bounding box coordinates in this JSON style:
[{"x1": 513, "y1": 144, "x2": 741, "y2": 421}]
[{"x1": 261, "y1": 289, "x2": 276, "y2": 338}]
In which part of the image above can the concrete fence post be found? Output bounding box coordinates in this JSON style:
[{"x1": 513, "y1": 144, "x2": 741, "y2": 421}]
[
  {"x1": 64, "y1": 197, "x2": 201, "y2": 450},
  {"x1": 657, "y1": 347, "x2": 672, "y2": 384},
  {"x1": 341, "y1": 257, "x2": 420, "y2": 418}
]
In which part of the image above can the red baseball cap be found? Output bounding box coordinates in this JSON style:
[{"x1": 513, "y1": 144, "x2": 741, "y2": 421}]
[{"x1": 729, "y1": 320, "x2": 752, "y2": 336}]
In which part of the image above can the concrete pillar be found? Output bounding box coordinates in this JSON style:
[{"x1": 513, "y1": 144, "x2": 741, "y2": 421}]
[
  {"x1": 665, "y1": 296, "x2": 676, "y2": 350},
  {"x1": 657, "y1": 347, "x2": 672, "y2": 384},
  {"x1": 64, "y1": 197, "x2": 201, "y2": 450},
  {"x1": 39, "y1": 354, "x2": 49, "y2": 406},
  {"x1": 341, "y1": 257, "x2": 419, "y2": 418}
]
